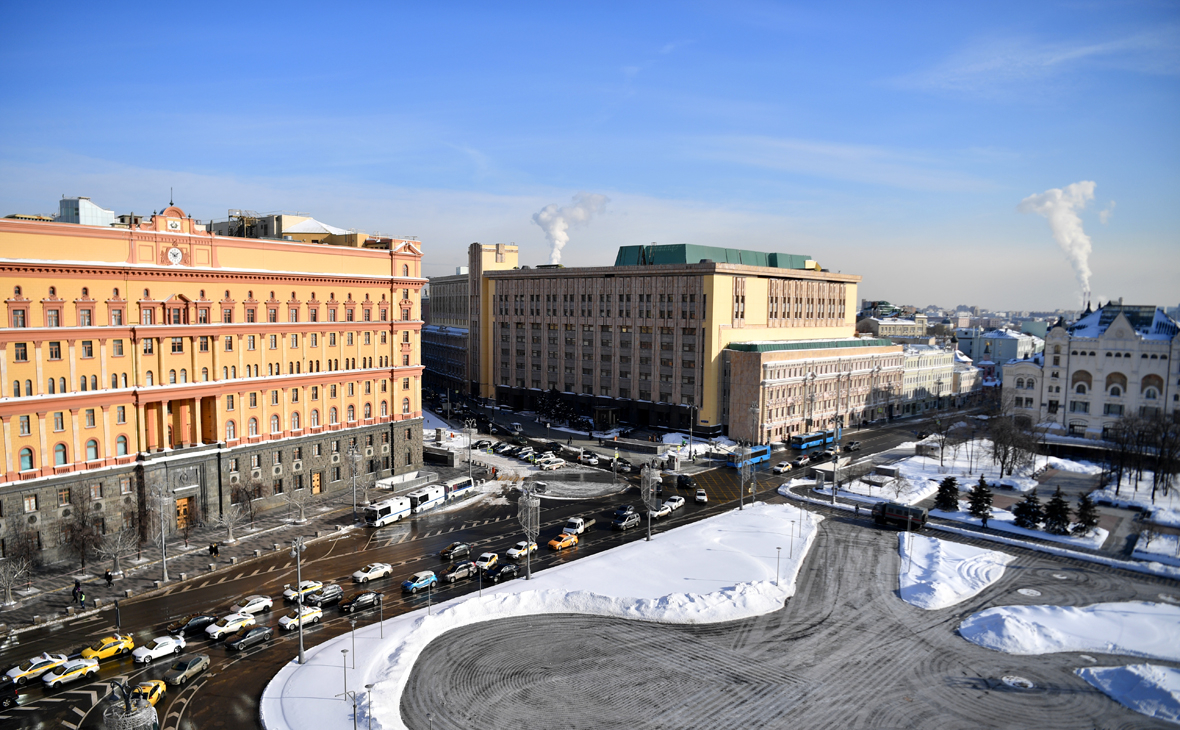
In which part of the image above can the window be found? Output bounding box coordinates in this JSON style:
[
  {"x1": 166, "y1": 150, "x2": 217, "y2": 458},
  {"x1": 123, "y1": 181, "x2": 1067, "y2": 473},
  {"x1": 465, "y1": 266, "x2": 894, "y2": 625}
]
[
  {"x1": 347, "y1": 405, "x2": 356, "y2": 421},
  {"x1": 269, "y1": 335, "x2": 278, "y2": 350},
  {"x1": 248, "y1": 418, "x2": 258, "y2": 436},
  {"x1": 19, "y1": 448, "x2": 34, "y2": 471},
  {"x1": 330, "y1": 407, "x2": 338, "y2": 424},
  {"x1": 19, "y1": 415, "x2": 30, "y2": 435},
  {"x1": 24, "y1": 494, "x2": 38, "y2": 512},
  {"x1": 11, "y1": 310, "x2": 25, "y2": 328},
  {"x1": 251, "y1": 454, "x2": 261, "y2": 469},
  {"x1": 85, "y1": 409, "x2": 95, "y2": 427},
  {"x1": 271, "y1": 390, "x2": 279, "y2": 406},
  {"x1": 86, "y1": 439, "x2": 99, "y2": 461},
  {"x1": 116, "y1": 435, "x2": 128, "y2": 455},
  {"x1": 402, "y1": 397, "x2": 411, "y2": 414},
  {"x1": 226, "y1": 421, "x2": 236, "y2": 439},
  {"x1": 224, "y1": 336, "x2": 234, "y2": 351},
  {"x1": 199, "y1": 336, "x2": 210, "y2": 353},
  {"x1": 46, "y1": 309, "x2": 60, "y2": 327},
  {"x1": 48, "y1": 341, "x2": 62, "y2": 360},
  {"x1": 291, "y1": 412, "x2": 301, "y2": 430},
  {"x1": 54, "y1": 412, "x2": 64, "y2": 431},
  {"x1": 249, "y1": 392, "x2": 258, "y2": 408},
  {"x1": 14, "y1": 342, "x2": 27, "y2": 361},
  {"x1": 291, "y1": 334, "x2": 299, "y2": 348},
  {"x1": 117, "y1": 406, "x2": 126, "y2": 423},
  {"x1": 54, "y1": 443, "x2": 68, "y2": 465},
  {"x1": 311, "y1": 409, "x2": 320, "y2": 427},
  {"x1": 120, "y1": 477, "x2": 132, "y2": 494}
]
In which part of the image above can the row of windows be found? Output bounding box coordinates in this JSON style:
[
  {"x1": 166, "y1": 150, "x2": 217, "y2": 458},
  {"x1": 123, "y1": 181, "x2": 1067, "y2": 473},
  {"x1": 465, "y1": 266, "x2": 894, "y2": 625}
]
[
  {"x1": 15, "y1": 477, "x2": 136, "y2": 514},
  {"x1": 17, "y1": 436, "x2": 132, "y2": 471},
  {"x1": 222, "y1": 400, "x2": 409, "y2": 438}
]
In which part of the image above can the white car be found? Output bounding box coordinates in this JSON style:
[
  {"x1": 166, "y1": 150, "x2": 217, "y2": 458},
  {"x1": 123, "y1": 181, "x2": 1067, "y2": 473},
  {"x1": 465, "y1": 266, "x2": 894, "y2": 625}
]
[
  {"x1": 475, "y1": 552, "x2": 498, "y2": 571},
  {"x1": 647, "y1": 503, "x2": 672, "y2": 519},
  {"x1": 132, "y1": 635, "x2": 187, "y2": 664},
  {"x1": 695, "y1": 488, "x2": 708, "y2": 504},
  {"x1": 506, "y1": 541, "x2": 537, "y2": 559},
  {"x1": 539, "y1": 459, "x2": 564, "y2": 471},
  {"x1": 352, "y1": 563, "x2": 393, "y2": 583},
  {"x1": 282, "y1": 580, "x2": 323, "y2": 601},
  {"x1": 663, "y1": 495, "x2": 685, "y2": 511},
  {"x1": 41, "y1": 658, "x2": 99, "y2": 689},
  {"x1": 772, "y1": 461, "x2": 791, "y2": 474},
  {"x1": 278, "y1": 604, "x2": 323, "y2": 631},
  {"x1": 230, "y1": 594, "x2": 273, "y2": 615},
  {"x1": 578, "y1": 453, "x2": 599, "y2": 465},
  {"x1": 205, "y1": 613, "x2": 256, "y2": 640}
]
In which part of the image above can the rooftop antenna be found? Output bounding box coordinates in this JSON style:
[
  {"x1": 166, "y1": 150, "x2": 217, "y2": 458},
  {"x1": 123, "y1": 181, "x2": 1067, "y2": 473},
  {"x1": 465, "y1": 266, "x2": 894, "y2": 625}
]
[{"x1": 170, "y1": 187, "x2": 174, "y2": 206}]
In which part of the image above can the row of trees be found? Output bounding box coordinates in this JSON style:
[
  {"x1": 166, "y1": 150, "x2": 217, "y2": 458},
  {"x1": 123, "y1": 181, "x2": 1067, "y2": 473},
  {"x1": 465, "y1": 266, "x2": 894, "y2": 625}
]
[
  {"x1": 535, "y1": 389, "x2": 593, "y2": 433},
  {"x1": 1106, "y1": 414, "x2": 1180, "y2": 502},
  {"x1": 932, "y1": 476, "x2": 1100, "y2": 536}
]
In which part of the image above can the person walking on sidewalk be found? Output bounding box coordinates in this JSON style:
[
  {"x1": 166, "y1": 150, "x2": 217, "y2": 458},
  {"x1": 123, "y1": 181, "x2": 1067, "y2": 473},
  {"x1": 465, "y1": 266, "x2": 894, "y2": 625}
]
[
  {"x1": 208, "y1": 543, "x2": 215, "y2": 558},
  {"x1": 72, "y1": 580, "x2": 81, "y2": 605},
  {"x1": 212, "y1": 543, "x2": 220, "y2": 558},
  {"x1": 104, "y1": 570, "x2": 113, "y2": 588},
  {"x1": 78, "y1": 590, "x2": 87, "y2": 609}
]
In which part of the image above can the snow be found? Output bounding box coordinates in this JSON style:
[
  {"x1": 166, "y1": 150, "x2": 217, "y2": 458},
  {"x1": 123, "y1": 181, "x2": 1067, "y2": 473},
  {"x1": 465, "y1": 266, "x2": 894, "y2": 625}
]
[
  {"x1": 260, "y1": 502, "x2": 820, "y2": 730},
  {"x1": 661, "y1": 431, "x2": 737, "y2": 458},
  {"x1": 931, "y1": 499, "x2": 1108, "y2": 550},
  {"x1": 1043, "y1": 457, "x2": 1103, "y2": 475},
  {"x1": 1076, "y1": 664, "x2": 1180, "y2": 725},
  {"x1": 1091, "y1": 473, "x2": 1180, "y2": 528},
  {"x1": 958, "y1": 601, "x2": 1180, "y2": 661},
  {"x1": 1133, "y1": 533, "x2": 1180, "y2": 567},
  {"x1": 897, "y1": 533, "x2": 1014, "y2": 610}
]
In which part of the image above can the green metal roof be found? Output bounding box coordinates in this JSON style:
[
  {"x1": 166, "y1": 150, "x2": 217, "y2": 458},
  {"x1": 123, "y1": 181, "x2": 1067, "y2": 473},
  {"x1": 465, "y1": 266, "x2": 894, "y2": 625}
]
[
  {"x1": 727, "y1": 338, "x2": 895, "y2": 353},
  {"x1": 614, "y1": 244, "x2": 811, "y2": 270}
]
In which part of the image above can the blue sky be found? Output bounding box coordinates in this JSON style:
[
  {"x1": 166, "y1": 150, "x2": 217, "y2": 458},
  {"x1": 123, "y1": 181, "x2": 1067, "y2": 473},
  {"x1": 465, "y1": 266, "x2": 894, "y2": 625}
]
[{"x1": 1, "y1": 1, "x2": 1177, "y2": 311}]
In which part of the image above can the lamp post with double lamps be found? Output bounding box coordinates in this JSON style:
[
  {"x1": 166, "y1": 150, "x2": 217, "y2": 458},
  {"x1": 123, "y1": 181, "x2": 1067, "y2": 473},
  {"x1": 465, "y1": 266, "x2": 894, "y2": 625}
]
[
  {"x1": 348, "y1": 442, "x2": 362, "y2": 519},
  {"x1": 290, "y1": 537, "x2": 308, "y2": 664}
]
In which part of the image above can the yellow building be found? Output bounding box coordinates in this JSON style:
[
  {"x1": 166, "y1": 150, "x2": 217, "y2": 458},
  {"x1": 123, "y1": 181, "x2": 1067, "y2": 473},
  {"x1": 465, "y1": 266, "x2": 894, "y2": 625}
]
[{"x1": 0, "y1": 206, "x2": 424, "y2": 563}]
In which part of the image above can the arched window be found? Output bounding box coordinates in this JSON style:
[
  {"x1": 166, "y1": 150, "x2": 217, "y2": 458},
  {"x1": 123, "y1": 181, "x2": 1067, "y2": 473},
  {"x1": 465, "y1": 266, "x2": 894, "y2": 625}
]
[
  {"x1": 347, "y1": 405, "x2": 356, "y2": 422},
  {"x1": 1075, "y1": 383, "x2": 1087, "y2": 394},
  {"x1": 402, "y1": 398, "x2": 411, "y2": 414},
  {"x1": 271, "y1": 415, "x2": 280, "y2": 433},
  {"x1": 329, "y1": 407, "x2": 338, "y2": 424},
  {"x1": 223, "y1": 367, "x2": 229, "y2": 379},
  {"x1": 116, "y1": 435, "x2": 128, "y2": 456},
  {"x1": 226, "y1": 421, "x2": 236, "y2": 440},
  {"x1": 54, "y1": 443, "x2": 68, "y2": 465},
  {"x1": 1145, "y1": 388, "x2": 1158, "y2": 400},
  {"x1": 146, "y1": 371, "x2": 154, "y2": 386},
  {"x1": 59, "y1": 377, "x2": 66, "y2": 392},
  {"x1": 13, "y1": 286, "x2": 19, "y2": 296},
  {"x1": 86, "y1": 439, "x2": 99, "y2": 461},
  {"x1": 402, "y1": 264, "x2": 409, "y2": 276},
  {"x1": 12, "y1": 380, "x2": 20, "y2": 397},
  {"x1": 202, "y1": 367, "x2": 209, "y2": 382},
  {"x1": 169, "y1": 369, "x2": 177, "y2": 384},
  {"x1": 248, "y1": 417, "x2": 258, "y2": 436},
  {"x1": 121, "y1": 373, "x2": 128, "y2": 388},
  {"x1": 19, "y1": 447, "x2": 34, "y2": 471},
  {"x1": 1026, "y1": 378, "x2": 1034, "y2": 390},
  {"x1": 311, "y1": 409, "x2": 320, "y2": 427},
  {"x1": 1015, "y1": 378, "x2": 1024, "y2": 389},
  {"x1": 180, "y1": 369, "x2": 187, "y2": 383},
  {"x1": 291, "y1": 412, "x2": 301, "y2": 430},
  {"x1": 112, "y1": 374, "x2": 119, "y2": 389},
  {"x1": 80, "y1": 376, "x2": 88, "y2": 392},
  {"x1": 364, "y1": 403, "x2": 372, "y2": 419},
  {"x1": 380, "y1": 401, "x2": 388, "y2": 416}
]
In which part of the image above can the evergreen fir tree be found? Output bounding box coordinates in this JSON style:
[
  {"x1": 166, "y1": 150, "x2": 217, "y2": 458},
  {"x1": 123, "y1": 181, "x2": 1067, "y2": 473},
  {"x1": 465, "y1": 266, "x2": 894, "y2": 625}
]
[
  {"x1": 1042, "y1": 487, "x2": 1072, "y2": 535},
  {"x1": 1072, "y1": 493, "x2": 1100, "y2": 536},
  {"x1": 933, "y1": 476, "x2": 960, "y2": 512},
  {"x1": 1012, "y1": 489, "x2": 1044, "y2": 530},
  {"x1": 967, "y1": 475, "x2": 993, "y2": 521}
]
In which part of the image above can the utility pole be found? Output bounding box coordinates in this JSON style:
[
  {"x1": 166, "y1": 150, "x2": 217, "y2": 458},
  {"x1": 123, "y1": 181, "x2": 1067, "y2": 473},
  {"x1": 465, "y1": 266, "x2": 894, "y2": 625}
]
[
  {"x1": 348, "y1": 442, "x2": 361, "y2": 519},
  {"x1": 290, "y1": 536, "x2": 307, "y2": 664},
  {"x1": 149, "y1": 486, "x2": 171, "y2": 583},
  {"x1": 518, "y1": 487, "x2": 539, "y2": 580},
  {"x1": 464, "y1": 418, "x2": 477, "y2": 497}
]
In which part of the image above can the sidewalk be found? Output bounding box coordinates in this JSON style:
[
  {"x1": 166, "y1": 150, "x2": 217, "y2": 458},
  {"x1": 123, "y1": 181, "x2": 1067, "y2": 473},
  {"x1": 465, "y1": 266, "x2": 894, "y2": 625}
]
[{"x1": 0, "y1": 491, "x2": 363, "y2": 634}]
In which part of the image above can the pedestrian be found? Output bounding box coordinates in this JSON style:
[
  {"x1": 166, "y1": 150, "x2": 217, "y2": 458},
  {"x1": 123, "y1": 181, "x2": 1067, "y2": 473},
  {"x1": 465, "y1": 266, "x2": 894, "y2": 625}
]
[
  {"x1": 72, "y1": 580, "x2": 81, "y2": 604},
  {"x1": 104, "y1": 570, "x2": 113, "y2": 588},
  {"x1": 78, "y1": 591, "x2": 86, "y2": 609},
  {"x1": 209, "y1": 543, "x2": 215, "y2": 557},
  {"x1": 567, "y1": 437, "x2": 572, "y2": 446},
  {"x1": 855, "y1": 503, "x2": 860, "y2": 517},
  {"x1": 213, "y1": 543, "x2": 220, "y2": 557},
  {"x1": 981, "y1": 514, "x2": 989, "y2": 530}
]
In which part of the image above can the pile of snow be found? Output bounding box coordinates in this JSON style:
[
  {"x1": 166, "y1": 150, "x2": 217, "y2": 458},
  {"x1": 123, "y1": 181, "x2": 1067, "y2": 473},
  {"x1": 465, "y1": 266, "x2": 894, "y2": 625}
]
[
  {"x1": 932, "y1": 500, "x2": 1108, "y2": 550},
  {"x1": 260, "y1": 502, "x2": 821, "y2": 730},
  {"x1": 662, "y1": 432, "x2": 737, "y2": 459},
  {"x1": 898, "y1": 533, "x2": 1014, "y2": 610},
  {"x1": 1044, "y1": 457, "x2": 1103, "y2": 475},
  {"x1": 1133, "y1": 533, "x2": 1180, "y2": 568},
  {"x1": 1091, "y1": 475, "x2": 1180, "y2": 528},
  {"x1": 1076, "y1": 664, "x2": 1180, "y2": 725},
  {"x1": 959, "y1": 601, "x2": 1180, "y2": 660}
]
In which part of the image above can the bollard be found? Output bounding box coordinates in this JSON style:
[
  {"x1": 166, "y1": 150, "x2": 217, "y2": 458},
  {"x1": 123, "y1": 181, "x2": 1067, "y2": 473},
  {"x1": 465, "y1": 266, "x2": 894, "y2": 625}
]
[
  {"x1": 208, "y1": 563, "x2": 216, "y2": 572},
  {"x1": 254, "y1": 549, "x2": 262, "y2": 557},
  {"x1": 33, "y1": 615, "x2": 43, "y2": 625},
  {"x1": 154, "y1": 581, "x2": 162, "y2": 589},
  {"x1": 274, "y1": 543, "x2": 281, "y2": 551},
  {"x1": 179, "y1": 573, "x2": 187, "y2": 581},
  {"x1": 66, "y1": 607, "x2": 76, "y2": 616},
  {"x1": 124, "y1": 589, "x2": 134, "y2": 598},
  {"x1": 231, "y1": 556, "x2": 239, "y2": 565}
]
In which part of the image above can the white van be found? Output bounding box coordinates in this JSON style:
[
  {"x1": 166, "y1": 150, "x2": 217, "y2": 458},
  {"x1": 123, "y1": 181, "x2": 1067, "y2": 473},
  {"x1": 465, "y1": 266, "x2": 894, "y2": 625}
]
[
  {"x1": 407, "y1": 485, "x2": 446, "y2": 514},
  {"x1": 363, "y1": 497, "x2": 411, "y2": 527},
  {"x1": 444, "y1": 476, "x2": 475, "y2": 499}
]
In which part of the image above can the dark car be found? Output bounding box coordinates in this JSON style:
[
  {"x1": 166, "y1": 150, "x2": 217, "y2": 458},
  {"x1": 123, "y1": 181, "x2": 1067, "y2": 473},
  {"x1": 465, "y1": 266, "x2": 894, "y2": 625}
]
[
  {"x1": 226, "y1": 626, "x2": 273, "y2": 651},
  {"x1": 844, "y1": 441, "x2": 861, "y2": 452},
  {"x1": 677, "y1": 474, "x2": 696, "y2": 489},
  {"x1": 613, "y1": 504, "x2": 636, "y2": 520},
  {"x1": 440, "y1": 542, "x2": 471, "y2": 560},
  {"x1": 0, "y1": 675, "x2": 17, "y2": 709},
  {"x1": 305, "y1": 583, "x2": 343, "y2": 608},
  {"x1": 438, "y1": 561, "x2": 478, "y2": 584},
  {"x1": 486, "y1": 563, "x2": 519, "y2": 584},
  {"x1": 166, "y1": 614, "x2": 217, "y2": 637},
  {"x1": 340, "y1": 591, "x2": 384, "y2": 614},
  {"x1": 613, "y1": 513, "x2": 641, "y2": 531},
  {"x1": 164, "y1": 653, "x2": 210, "y2": 686},
  {"x1": 872, "y1": 502, "x2": 928, "y2": 530}
]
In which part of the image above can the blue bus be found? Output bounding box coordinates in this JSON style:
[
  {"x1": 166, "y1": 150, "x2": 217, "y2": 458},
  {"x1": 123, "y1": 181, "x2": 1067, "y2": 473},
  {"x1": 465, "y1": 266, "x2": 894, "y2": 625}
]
[
  {"x1": 727, "y1": 444, "x2": 772, "y2": 468},
  {"x1": 789, "y1": 430, "x2": 836, "y2": 451}
]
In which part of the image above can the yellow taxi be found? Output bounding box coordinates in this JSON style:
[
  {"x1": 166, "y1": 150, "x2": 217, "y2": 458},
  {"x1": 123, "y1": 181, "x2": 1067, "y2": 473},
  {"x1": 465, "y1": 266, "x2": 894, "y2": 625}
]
[
  {"x1": 81, "y1": 634, "x2": 134, "y2": 661},
  {"x1": 548, "y1": 532, "x2": 578, "y2": 551},
  {"x1": 131, "y1": 679, "x2": 166, "y2": 707},
  {"x1": 5, "y1": 652, "x2": 67, "y2": 685}
]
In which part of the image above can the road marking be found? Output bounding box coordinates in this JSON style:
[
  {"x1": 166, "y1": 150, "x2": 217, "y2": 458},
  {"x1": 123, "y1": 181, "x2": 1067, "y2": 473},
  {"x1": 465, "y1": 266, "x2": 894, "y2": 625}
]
[
  {"x1": 61, "y1": 721, "x2": 78, "y2": 729},
  {"x1": 215, "y1": 576, "x2": 228, "y2": 584},
  {"x1": 197, "y1": 580, "x2": 210, "y2": 589},
  {"x1": 250, "y1": 568, "x2": 261, "y2": 577}
]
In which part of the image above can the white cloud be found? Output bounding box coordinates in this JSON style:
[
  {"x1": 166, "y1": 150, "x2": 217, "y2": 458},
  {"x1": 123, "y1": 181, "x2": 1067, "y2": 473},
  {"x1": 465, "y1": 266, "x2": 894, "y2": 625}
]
[{"x1": 1099, "y1": 200, "x2": 1116, "y2": 224}]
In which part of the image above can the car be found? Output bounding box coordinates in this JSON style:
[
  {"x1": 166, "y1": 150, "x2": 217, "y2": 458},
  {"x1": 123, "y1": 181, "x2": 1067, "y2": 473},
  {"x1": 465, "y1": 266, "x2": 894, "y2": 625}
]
[
  {"x1": 474, "y1": 553, "x2": 498, "y2": 571},
  {"x1": 578, "y1": 453, "x2": 600, "y2": 465},
  {"x1": 440, "y1": 542, "x2": 470, "y2": 560},
  {"x1": 130, "y1": 680, "x2": 166, "y2": 707},
  {"x1": 613, "y1": 513, "x2": 641, "y2": 531},
  {"x1": 81, "y1": 634, "x2": 134, "y2": 661},
  {"x1": 507, "y1": 540, "x2": 538, "y2": 559},
  {"x1": 226, "y1": 626, "x2": 274, "y2": 651},
  {"x1": 278, "y1": 604, "x2": 323, "y2": 630},
  {"x1": 229, "y1": 594, "x2": 274, "y2": 615},
  {"x1": 166, "y1": 614, "x2": 217, "y2": 637},
  {"x1": 695, "y1": 488, "x2": 708, "y2": 503},
  {"x1": 340, "y1": 590, "x2": 384, "y2": 614},
  {"x1": 529, "y1": 482, "x2": 549, "y2": 494},
  {"x1": 0, "y1": 675, "x2": 16, "y2": 709},
  {"x1": 474, "y1": 440, "x2": 493, "y2": 450},
  {"x1": 791, "y1": 456, "x2": 811, "y2": 468},
  {"x1": 282, "y1": 580, "x2": 324, "y2": 602},
  {"x1": 538, "y1": 459, "x2": 564, "y2": 471},
  {"x1": 5, "y1": 653, "x2": 68, "y2": 685},
  {"x1": 492, "y1": 443, "x2": 513, "y2": 453},
  {"x1": 812, "y1": 451, "x2": 834, "y2": 464},
  {"x1": 402, "y1": 571, "x2": 437, "y2": 594},
  {"x1": 664, "y1": 495, "x2": 685, "y2": 511},
  {"x1": 132, "y1": 635, "x2": 186, "y2": 664},
  {"x1": 772, "y1": 461, "x2": 792, "y2": 474},
  {"x1": 486, "y1": 563, "x2": 519, "y2": 583},
  {"x1": 42, "y1": 658, "x2": 99, "y2": 689},
  {"x1": 644, "y1": 503, "x2": 672, "y2": 519},
  {"x1": 164, "y1": 654, "x2": 210, "y2": 686},
  {"x1": 613, "y1": 504, "x2": 636, "y2": 520},
  {"x1": 611, "y1": 458, "x2": 634, "y2": 473},
  {"x1": 305, "y1": 583, "x2": 344, "y2": 607},
  {"x1": 352, "y1": 563, "x2": 393, "y2": 583},
  {"x1": 205, "y1": 613, "x2": 256, "y2": 640},
  {"x1": 844, "y1": 441, "x2": 861, "y2": 452},
  {"x1": 676, "y1": 474, "x2": 696, "y2": 489},
  {"x1": 548, "y1": 532, "x2": 578, "y2": 551},
  {"x1": 516, "y1": 448, "x2": 536, "y2": 460}
]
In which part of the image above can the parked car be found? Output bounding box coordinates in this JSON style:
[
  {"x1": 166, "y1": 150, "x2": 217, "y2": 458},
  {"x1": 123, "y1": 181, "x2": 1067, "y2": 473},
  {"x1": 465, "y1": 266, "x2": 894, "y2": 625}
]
[
  {"x1": 613, "y1": 513, "x2": 641, "y2": 530},
  {"x1": 474, "y1": 440, "x2": 493, "y2": 450},
  {"x1": 664, "y1": 495, "x2": 685, "y2": 511},
  {"x1": 438, "y1": 561, "x2": 478, "y2": 584},
  {"x1": 0, "y1": 675, "x2": 17, "y2": 709},
  {"x1": 226, "y1": 626, "x2": 274, "y2": 651},
  {"x1": 229, "y1": 595, "x2": 273, "y2": 615},
  {"x1": 282, "y1": 580, "x2": 324, "y2": 602},
  {"x1": 548, "y1": 532, "x2": 578, "y2": 551},
  {"x1": 645, "y1": 503, "x2": 672, "y2": 520},
  {"x1": 440, "y1": 542, "x2": 471, "y2": 560},
  {"x1": 538, "y1": 459, "x2": 564, "y2": 471},
  {"x1": 130, "y1": 680, "x2": 166, "y2": 707},
  {"x1": 306, "y1": 584, "x2": 344, "y2": 608},
  {"x1": 402, "y1": 571, "x2": 437, "y2": 594},
  {"x1": 278, "y1": 605, "x2": 323, "y2": 631},
  {"x1": 578, "y1": 453, "x2": 600, "y2": 465},
  {"x1": 844, "y1": 441, "x2": 861, "y2": 452},
  {"x1": 486, "y1": 563, "x2": 519, "y2": 583},
  {"x1": 132, "y1": 635, "x2": 186, "y2": 664},
  {"x1": 613, "y1": 504, "x2": 636, "y2": 520},
  {"x1": 475, "y1": 553, "x2": 498, "y2": 571},
  {"x1": 340, "y1": 591, "x2": 384, "y2": 614},
  {"x1": 791, "y1": 456, "x2": 811, "y2": 468},
  {"x1": 492, "y1": 443, "x2": 513, "y2": 454},
  {"x1": 205, "y1": 613, "x2": 256, "y2": 640},
  {"x1": 772, "y1": 461, "x2": 792, "y2": 474},
  {"x1": 695, "y1": 488, "x2": 708, "y2": 504},
  {"x1": 6, "y1": 653, "x2": 67, "y2": 685},
  {"x1": 811, "y1": 451, "x2": 832, "y2": 464},
  {"x1": 507, "y1": 541, "x2": 538, "y2": 559},
  {"x1": 166, "y1": 614, "x2": 217, "y2": 637},
  {"x1": 81, "y1": 634, "x2": 134, "y2": 661},
  {"x1": 42, "y1": 658, "x2": 99, "y2": 689},
  {"x1": 164, "y1": 654, "x2": 210, "y2": 686},
  {"x1": 352, "y1": 563, "x2": 393, "y2": 583},
  {"x1": 676, "y1": 474, "x2": 696, "y2": 489}
]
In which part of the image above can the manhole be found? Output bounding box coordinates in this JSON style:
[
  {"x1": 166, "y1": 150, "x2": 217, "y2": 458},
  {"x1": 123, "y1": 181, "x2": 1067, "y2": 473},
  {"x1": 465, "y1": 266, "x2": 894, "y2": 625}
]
[
  {"x1": 1052, "y1": 573, "x2": 1070, "y2": 580},
  {"x1": 1002, "y1": 676, "x2": 1036, "y2": 690},
  {"x1": 1078, "y1": 655, "x2": 1096, "y2": 664},
  {"x1": 1159, "y1": 593, "x2": 1179, "y2": 605},
  {"x1": 1017, "y1": 588, "x2": 1041, "y2": 597}
]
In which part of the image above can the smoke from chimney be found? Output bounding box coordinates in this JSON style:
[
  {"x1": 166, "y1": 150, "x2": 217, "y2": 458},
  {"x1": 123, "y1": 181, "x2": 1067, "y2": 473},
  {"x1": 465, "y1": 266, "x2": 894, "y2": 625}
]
[
  {"x1": 1018, "y1": 181, "x2": 1096, "y2": 305},
  {"x1": 532, "y1": 193, "x2": 608, "y2": 265}
]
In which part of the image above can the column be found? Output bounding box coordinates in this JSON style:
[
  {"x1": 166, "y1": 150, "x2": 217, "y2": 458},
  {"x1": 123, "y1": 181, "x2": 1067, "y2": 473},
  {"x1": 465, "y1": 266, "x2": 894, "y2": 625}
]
[
  {"x1": 178, "y1": 399, "x2": 191, "y2": 447},
  {"x1": 281, "y1": 387, "x2": 289, "y2": 436},
  {"x1": 37, "y1": 411, "x2": 49, "y2": 471},
  {"x1": 138, "y1": 402, "x2": 151, "y2": 452},
  {"x1": 194, "y1": 397, "x2": 204, "y2": 444},
  {"x1": 70, "y1": 409, "x2": 82, "y2": 466},
  {"x1": 101, "y1": 406, "x2": 112, "y2": 458},
  {"x1": 67, "y1": 340, "x2": 78, "y2": 390},
  {"x1": 0, "y1": 416, "x2": 11, "y2": 476},
  {"x1": 99, "y1": 338, "x2": 109, "y2": 390}
]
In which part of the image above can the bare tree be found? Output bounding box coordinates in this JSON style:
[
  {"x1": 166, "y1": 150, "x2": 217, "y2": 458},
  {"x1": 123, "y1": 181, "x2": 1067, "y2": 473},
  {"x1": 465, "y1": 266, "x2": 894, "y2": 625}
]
[
  {"x1": 96, "y1": 526, "x2": 139, "y2": 575},
  {"x1": 0, "y1": 556, "x2": 31, "y2": 606},
  {"x1": 280, "y1": 487, "x2": 317, "y2": 524},
  {"x1": 233, "y1": 481, "x2": 262, "y2": 528},
  {"x1": 1148, "y1": 415, "x2": 1180, "y2": 503},
  {"x1": 888, "y1": 475, "x2": 912, "y2": 502},
  {"x1": 931, "y1": 417, "x2": 955, "y2": 469},
  {"x1": 216, "y1": 503, "x2": 247, "y2": 544},
  {"x1": 61, "y1": 487, "x2": 104, "y2": 571}
]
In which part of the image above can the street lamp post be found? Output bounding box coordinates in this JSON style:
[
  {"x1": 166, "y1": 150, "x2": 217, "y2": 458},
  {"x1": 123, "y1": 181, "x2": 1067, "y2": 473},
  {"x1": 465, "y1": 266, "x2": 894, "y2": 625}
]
[
  {"x1": 350, "y1": 618, "x2": 357, "y2": 667},
  {"x1": 341, "y1": 649, "x2": 349, "y2": 698},
  {"x1": 790, "y1": 520, "x2": 796, "y2": 558},
  {"x1": 290, "y1": 537, "x2": 307, "y2": 664},
  {"x1": 463, "y1": 418, "x2": 478, "y2": 498},
  {"x1": 776, "y1": 546, "x2": 781, "y2": 587},
  {"x1": 348, "y1": 442, "x2": 361, "y2": 519},
  {"x1": 365, "y1": 684, "x2": 374, "y2": 730}
]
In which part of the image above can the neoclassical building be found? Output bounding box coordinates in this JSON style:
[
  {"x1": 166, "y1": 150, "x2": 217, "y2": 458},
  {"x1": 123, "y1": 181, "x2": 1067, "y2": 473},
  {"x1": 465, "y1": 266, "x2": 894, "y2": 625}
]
[
  {"x1": 1003, "y1": 303, "x2": 1179, "y2": 438},
  {"x1": 0, "y1": 206, "x2": 425, "y2": 563}
]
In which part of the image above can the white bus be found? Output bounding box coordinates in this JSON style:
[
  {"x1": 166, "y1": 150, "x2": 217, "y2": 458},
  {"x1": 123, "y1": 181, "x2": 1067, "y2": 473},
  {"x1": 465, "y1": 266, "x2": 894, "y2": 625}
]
[
  {"x1": 444, "y1": 476, "x2": 475, "y2": 499},
  {"x1": 407, "y1": 485, "x2": 446, "y2": 514},
  {"x1": 364, "y1": 496, "x2": 411, "y2": 527}
]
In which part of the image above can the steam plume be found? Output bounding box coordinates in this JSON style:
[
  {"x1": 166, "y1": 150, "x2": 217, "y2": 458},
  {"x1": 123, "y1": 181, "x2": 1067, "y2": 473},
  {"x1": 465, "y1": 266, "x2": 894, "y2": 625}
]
[
  {"x1": 1018, "y1": 181, "x2": 1096, "y2": 303},
  {"x1": 532, "y1": 193, "x2": 608, "y2": 264}
]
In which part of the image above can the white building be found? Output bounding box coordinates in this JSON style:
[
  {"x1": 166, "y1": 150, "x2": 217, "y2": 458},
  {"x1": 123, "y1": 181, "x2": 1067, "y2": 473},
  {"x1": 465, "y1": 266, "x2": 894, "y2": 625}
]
[
  {"x1": 1003, "y1": 303, "x2": 1179, "y2": 438},
  {"x1": 56, "y1": 196, "x2": 115, "y2": 226},
  {"x1": 900, "y1": 345, "x2": 954, "y2": 415},
  {"x1": 952, "y1": 350, "x2": 981, "y2": 405},
  {"x1": 954, "y1": 328, "x2": 1043, "y2": 380}
]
